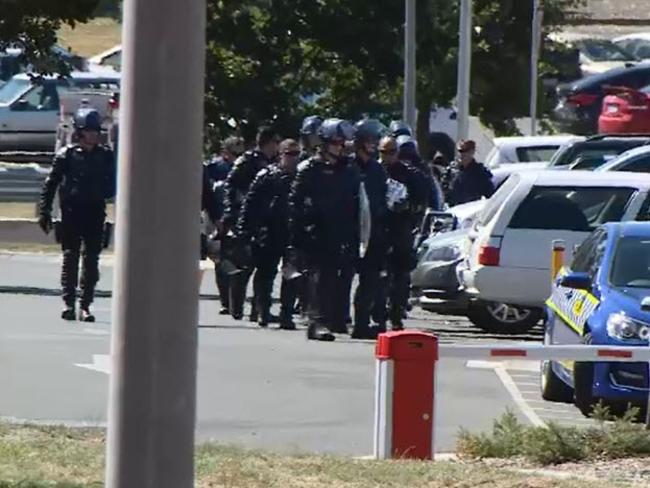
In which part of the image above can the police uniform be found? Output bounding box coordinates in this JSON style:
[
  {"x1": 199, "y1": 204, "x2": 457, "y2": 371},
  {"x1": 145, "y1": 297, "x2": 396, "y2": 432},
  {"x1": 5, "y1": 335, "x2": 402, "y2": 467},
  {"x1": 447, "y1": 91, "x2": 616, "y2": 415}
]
[
  {"x1": 39, "y1": 143, "x2": 116, "y2": 316},
  {"x1": 237, "y1": 164, "x2": 296, "y2": 327}
]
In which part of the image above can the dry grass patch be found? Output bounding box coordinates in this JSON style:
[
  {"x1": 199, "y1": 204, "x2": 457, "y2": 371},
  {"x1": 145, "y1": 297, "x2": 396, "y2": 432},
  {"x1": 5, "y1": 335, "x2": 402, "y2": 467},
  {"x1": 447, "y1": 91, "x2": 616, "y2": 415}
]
[
  {"x1": 0, "y1": 423, "x2": 627, "y2": 488},
  {"x1": 57, "y1": 18, "x2": 121, "y2": 58}
]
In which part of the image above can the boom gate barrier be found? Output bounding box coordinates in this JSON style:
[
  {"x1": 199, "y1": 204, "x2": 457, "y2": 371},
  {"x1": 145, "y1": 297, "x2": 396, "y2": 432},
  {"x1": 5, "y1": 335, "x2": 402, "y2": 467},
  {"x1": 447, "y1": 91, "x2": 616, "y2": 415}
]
[{"x1": 373, "y1": 330, "x2": 650, "y2": 460}]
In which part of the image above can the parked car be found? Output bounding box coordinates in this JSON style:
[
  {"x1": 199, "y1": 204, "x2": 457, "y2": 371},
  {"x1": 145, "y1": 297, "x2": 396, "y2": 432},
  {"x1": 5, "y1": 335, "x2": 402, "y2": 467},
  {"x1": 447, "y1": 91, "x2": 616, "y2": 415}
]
[
  {"x1": 0, "y1": 68, "x2": 120, "y2": 152},
  {"x1": 549, "y1": 33, "x2": 639, "y2": 78},
  {"x1": 595, "y1": 145, "x2": 650, "y2": 173},
  {"x1": 613, "y1": 33, "x2": 650, "y2": 61},
  {"x1": 485, "y1": 135, "x2": 573, "y2": 169},
  {"x1": 0, "y1": 46, "x2": 87, "y2": 85},
  {"x1": 457, "y1": 171, "x2": 650, "y2": 334},
  {"x1": 542, "y1": 222, "x2": 650, "y2": 416},
  {"x1": 548, "y1": 134, "x2": 650, "y2": 170},
  {"x1": 598, "y1": 85, "x2": 650, "y2": 134},
  {"x1": 553, "y1": 64, "x2": 650, "y2": 134}
]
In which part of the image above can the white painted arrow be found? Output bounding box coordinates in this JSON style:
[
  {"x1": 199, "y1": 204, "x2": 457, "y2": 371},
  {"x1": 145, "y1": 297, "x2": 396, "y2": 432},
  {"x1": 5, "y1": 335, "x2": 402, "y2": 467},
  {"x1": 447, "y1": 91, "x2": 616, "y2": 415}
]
[{"x1": 75, "y1": 354, "x2": 111, "y2": 375}]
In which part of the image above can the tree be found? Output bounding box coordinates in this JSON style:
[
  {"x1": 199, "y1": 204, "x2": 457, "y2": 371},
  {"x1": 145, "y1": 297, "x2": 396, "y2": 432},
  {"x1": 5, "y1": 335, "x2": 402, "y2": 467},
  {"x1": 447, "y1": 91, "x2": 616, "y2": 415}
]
[
  {"x1": 203, "y1": 0, "x2": 584, "y2": 148},
  {"x1": 0, "y1": 0, "x2": 100, "y2": 73}
]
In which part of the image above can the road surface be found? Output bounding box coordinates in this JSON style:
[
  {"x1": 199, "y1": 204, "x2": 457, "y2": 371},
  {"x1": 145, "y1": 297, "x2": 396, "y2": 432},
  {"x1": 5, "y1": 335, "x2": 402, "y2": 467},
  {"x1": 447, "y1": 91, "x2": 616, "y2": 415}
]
[{"x1": 0, "y1": 252, "x2": 593, "y2": 455}]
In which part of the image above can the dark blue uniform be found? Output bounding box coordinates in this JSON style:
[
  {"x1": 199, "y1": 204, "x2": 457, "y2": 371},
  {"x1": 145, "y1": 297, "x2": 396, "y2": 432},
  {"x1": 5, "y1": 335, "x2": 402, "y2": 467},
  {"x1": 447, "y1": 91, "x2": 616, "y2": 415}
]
[
  {"x1": 238, "y1": 164, "x2": 296, "y2": 326},
  {"x1": 39, "y1": 144, "x2": 116, "y2": 309},
  {"x1": 446, "y1": 160, "x2": 495, "y2": 206},
  {"x1": 290, "y1": 156, "x2": 361, "y2": 333}
]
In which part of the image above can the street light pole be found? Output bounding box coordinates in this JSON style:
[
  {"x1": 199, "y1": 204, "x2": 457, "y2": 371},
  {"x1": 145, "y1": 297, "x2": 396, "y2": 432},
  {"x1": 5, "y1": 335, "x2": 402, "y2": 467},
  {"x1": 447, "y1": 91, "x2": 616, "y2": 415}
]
[
  {"x1": 456, "y1": 0, "x2": 473, "y2": 142},
  {"x1": 404, "y1": 0, "x2": 417, "y2": 129},
  {"x1": 530, "y1": 0, "x2": 544, "y2": 136},
  {"x1": 104, "y1": 0, "x2": 205, "y2": 485}
]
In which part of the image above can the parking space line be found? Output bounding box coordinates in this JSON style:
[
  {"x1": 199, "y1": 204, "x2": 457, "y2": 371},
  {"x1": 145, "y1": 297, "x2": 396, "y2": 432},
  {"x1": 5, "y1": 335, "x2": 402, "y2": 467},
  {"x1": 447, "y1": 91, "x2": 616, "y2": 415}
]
[{"x1": 493, "y1": 365, "x2": 546, "y2": 428}]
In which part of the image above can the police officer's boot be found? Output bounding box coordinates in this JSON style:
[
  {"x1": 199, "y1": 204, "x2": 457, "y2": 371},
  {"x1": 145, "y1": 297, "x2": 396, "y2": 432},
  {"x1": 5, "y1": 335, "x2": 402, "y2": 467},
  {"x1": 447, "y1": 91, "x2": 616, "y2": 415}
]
[
  {"x1": 78, "y1": 306, "x2": 95, "y2": 323},
  {"x1": 229, "y1": 271, "x2": 247, "y2": 320},
  {"x1": 307, "y1": 323, "x2": 335, "y2": 342},
  {"x1": 61, "y1": 304, "x2": 76, "y2": 321},
  {"x1": 389, "y1": 306, "x2": 404, "y2": 331}
]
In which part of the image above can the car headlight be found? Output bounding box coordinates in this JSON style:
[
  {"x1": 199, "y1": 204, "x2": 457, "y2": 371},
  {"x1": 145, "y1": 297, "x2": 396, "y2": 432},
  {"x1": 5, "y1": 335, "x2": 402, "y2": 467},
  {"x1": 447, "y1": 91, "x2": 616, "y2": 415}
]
[
  {"x1": 606, "y1": 312, "x2": 650, "y2": 341},
  {"x1": 420, "y1": 244, "x2": 461, "y2": 263}
]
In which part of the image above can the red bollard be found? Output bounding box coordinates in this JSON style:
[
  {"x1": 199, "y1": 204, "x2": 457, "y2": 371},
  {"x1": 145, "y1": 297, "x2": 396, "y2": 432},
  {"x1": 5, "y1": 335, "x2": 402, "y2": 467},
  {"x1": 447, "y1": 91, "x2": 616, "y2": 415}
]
[{"x1": 373, "y1": 330, "x2": 439, "y2": 460}]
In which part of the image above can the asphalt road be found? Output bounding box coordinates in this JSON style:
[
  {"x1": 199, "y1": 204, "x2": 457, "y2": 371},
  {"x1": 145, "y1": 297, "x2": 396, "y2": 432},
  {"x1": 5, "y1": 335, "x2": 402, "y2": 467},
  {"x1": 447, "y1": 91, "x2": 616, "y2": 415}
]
[{"x1": 0, "y1": 252, "x2": 594, "y2": 455}]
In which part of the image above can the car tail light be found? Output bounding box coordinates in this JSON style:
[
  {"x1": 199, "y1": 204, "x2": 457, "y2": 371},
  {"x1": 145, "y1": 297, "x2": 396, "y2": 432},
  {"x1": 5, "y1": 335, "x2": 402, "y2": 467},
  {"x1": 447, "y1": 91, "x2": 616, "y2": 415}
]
[
  {"x1": 605, "y1": 103, "x2": 621, "y2": 115},
  {"x1": 478, "y1": 237, "x2": 502, "y2": 266},
  {"x1": 567, "y1": 93, "x2": 598, "y2": 107}
]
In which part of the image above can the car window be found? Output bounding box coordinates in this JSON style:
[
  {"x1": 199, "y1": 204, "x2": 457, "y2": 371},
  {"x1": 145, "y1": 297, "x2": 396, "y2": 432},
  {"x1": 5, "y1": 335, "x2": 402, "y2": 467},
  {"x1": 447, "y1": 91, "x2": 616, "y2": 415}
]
[
  {"x1": 578, "y1": 39, "x2": 637, "y2": 62},
  {"x1": 610, "y1": 236, "x2": 650, "y2": 288},
  {"x1": 508, "y1": 186, "x2": 635, "y2": 232},
  {"x1": 571, "y1": 230, "x2": 601, "y2": 272},
  {"x1": 515, "y1": 146, "x2": 558, "y2": 163},
  {"x1": 0, "y1": 77, "x2": 29, "y2": 104},
  {"x1": 13, "y1": 82, "x2": 59, "y2": 111},
  {"x1": 615, "y1": 155, "x2": 650, "y2": 173},
  {"x1": 556, "y1": 144, "x2": 645, "y2": 168},
  {"x1": 478, "y1": 173, "x2": 520, "y2": 226}
]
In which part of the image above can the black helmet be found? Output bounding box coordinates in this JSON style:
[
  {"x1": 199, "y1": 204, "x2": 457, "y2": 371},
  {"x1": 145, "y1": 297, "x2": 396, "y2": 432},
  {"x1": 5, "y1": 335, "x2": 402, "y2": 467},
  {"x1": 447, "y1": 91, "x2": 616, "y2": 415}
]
[
  {"x1": 318, "y1": 118, "x2": 356, "y2": 143},
  {"x1": 300, "y1": 115, "x2": 324, "y2": 136},
  {"x1": 389, "y1": 120, "x2": 412, "y2": 138},
  {"x1": 74, "y1": 107, "x2": 102, "y2": 131},
  {"x1": 354, "y1": 119, "x2": 387, "y2": 143}
]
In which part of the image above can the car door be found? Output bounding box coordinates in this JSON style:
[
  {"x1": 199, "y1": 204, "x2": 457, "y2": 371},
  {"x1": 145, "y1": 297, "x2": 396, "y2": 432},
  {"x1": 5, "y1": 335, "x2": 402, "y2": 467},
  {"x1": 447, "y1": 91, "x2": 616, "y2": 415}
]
[{"x1": 3, "y1": 80, "x2": 60, "y2": 151}]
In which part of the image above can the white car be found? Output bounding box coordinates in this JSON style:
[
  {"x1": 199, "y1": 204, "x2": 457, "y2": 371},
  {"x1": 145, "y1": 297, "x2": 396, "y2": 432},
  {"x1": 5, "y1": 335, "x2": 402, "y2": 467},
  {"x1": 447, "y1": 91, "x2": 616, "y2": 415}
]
[
  {"x1": 457, "y1": 170, "x2": 650, "y2": 333},
  {"x1": 89, "y1": 45, "x2": 122, "y2": 71},
  {"x1": 595, "y1": 144, "x2": 650, "y2": 173},
  {"x1": 0, "y1": 69, "x2": 120, "y2": 152},
  {"x1": 549, "y1": 32, "x2": 639, "y2": 78},
  {"x1": 613, "y1": 33, "x2": 650, "y2": 61},
  {"x1": 485, "y1": 135, "x2": 574, "y2": 169}
]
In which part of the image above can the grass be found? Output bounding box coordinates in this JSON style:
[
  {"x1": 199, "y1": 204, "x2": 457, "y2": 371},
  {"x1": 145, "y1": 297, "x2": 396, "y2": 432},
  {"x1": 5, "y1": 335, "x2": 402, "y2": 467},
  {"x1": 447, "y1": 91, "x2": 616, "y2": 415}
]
[
  {"x1": 0, "y1": 423, "x2": 622, "y2": 488},
  {"x1": 57, "y1": 18, "x2": 122, "y2": 58},
  {"x1": 0, "y1": 203, "x2": 115, "y2": 220},
  {"x1": 458, "y1": 407, "x2": 650, "y2": 465}
]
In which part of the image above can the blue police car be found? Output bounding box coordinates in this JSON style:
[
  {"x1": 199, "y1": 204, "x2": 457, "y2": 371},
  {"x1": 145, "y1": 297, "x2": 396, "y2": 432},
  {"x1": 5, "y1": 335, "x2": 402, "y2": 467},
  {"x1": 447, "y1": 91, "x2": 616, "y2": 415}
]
[{"x1": 542, "y1": 222, "x2": 650, "y2": 416}]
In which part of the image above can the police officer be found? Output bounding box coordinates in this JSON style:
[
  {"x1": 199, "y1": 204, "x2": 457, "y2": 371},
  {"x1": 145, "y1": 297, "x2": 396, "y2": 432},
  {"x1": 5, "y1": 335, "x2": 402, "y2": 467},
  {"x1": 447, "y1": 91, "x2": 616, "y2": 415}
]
[
  {"x1": 299, "y1": 115, "x2": 323, "y2": 161},
  {"x1": 389, "y1": 120, "x2": 413, "y2": 138},
  {"x1": 351, "y1": 119, "x2": 388, "y2": 339},
  {"x1": 289, "y1": 118, "x2": 360, "y2": 342},
  {"x1": 38, "y1": 107, "x2": 116, "y2": 322},
  {"x1": 237, "y1": 139, "x2": 301, "y2": 328},
  {"x1": 223, "y1": 126, "x2": 280, "y2": 320},
  {"x1": 445, "y1": 139, "x2": 495, "y2": 206},
  {"x1": 206, "y1": 136, "x2": 244, "y2": 183},
  {"x1": 396, "y1": 134, "x2": 443, "y2": 211},
  {"x1": 379, "y1": 136, "x2": 428, "y2": 330}
]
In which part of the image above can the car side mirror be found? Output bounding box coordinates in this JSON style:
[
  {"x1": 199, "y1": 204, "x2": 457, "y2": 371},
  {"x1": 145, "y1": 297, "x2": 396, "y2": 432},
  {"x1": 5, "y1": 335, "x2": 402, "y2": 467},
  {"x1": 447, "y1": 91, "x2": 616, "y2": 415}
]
[
  {"x1": 642, "y1": 297, "x2": 650, "y2": 312},
  {"x1": 560, "y1": 271, "x2": 591, "y2": 291}
]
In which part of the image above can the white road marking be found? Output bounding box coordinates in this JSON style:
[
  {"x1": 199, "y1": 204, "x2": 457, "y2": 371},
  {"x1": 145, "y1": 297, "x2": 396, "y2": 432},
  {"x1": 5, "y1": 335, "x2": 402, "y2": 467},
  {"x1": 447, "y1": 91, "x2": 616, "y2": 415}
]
[
  {"x1": 75, "y1": 354, "x2": 110, "y2": 375},
  {"x1": 466, "y1": 360, "x2": 546, "y2": 428}
]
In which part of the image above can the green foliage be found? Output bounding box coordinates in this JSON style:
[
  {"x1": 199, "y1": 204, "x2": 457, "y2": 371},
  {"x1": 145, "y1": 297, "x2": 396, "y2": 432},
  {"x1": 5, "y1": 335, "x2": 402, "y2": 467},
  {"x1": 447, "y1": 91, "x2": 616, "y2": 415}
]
[
  {"x1": 458, "y1": 407, "x2": 650, "y2": 465},
  {"x1": 0, "y1": 0, "x2": 100, "y2": 74}
]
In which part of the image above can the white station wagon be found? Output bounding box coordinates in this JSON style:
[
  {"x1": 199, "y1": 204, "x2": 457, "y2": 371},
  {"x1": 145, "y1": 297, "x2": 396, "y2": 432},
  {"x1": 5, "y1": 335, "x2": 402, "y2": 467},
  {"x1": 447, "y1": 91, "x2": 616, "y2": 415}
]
[{"x1": 457, "y1": 170, "x2": 650, "y2": 333}]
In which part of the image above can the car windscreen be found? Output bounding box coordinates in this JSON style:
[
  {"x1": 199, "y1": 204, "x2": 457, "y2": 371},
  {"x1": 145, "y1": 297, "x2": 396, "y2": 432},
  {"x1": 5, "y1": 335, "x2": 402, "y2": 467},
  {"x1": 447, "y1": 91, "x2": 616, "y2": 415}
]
[
  {"x1": 516, "y1": 146, "x2": 559, "y2": 163},
  {"x1": 577, "y1": 39, "x2": 638, "y2": 62},
  {"x1": 508, "y1": 186, "x2": 635, "y2": 232},
  {"x1": 551, "y1": 143, "x2": 646, "y2": 168},
  {"x1": 478, "y1": 173, "x2": 520, "y2": 226},
  {"x1": 610, "y1": 236, "x2": 650, "y2": 288},
  {"x1": 0, "y1": 77, "x2": 29, "y2": 104}
]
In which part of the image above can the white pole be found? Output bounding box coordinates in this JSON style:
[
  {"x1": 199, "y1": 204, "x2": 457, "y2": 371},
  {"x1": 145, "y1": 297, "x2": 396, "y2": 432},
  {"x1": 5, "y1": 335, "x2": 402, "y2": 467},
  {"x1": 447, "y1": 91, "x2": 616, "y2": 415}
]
[
  {"x1": 530, "y1": 0, "x2": 544, "y2": 136},
  {"x1": 404, "y1": 0, "x2": 417, "y2": 129},
  {"x1": 105, "y1": 0, "x2": 205, "y2": 485},
  {"x1": 456, "y1": 0, "x2": 473, "y2": 142}
]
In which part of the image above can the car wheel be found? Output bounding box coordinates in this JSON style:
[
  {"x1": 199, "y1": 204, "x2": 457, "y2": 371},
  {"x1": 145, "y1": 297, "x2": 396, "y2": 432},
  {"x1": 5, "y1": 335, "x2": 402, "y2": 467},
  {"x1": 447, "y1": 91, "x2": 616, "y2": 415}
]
[
  {"x1": 467, "y1": 301, "x2": 542, "y2": 334},
  {"x1": 540, "y1": 360, "x2": 573, "y2": 403},
  {"x1": 574, "y1": 333, "x2": 596, "y2": 417}
]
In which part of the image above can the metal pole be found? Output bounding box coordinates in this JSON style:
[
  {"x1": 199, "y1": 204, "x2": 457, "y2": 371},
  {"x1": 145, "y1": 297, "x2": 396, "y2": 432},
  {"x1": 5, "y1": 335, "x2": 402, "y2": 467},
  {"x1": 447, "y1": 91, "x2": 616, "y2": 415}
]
[
  {"x1": 530, "y1": 0, "x2": 544, "y2": 136},
  {"x1": 404, "y1": 0, "x2": 417, "y2": 129},
  {"x1": 456, "y1": 0, "x2": 473, "y2": 141},
  {"x1": 105, "y1": 0, "x2": 205, "y2": 485}
]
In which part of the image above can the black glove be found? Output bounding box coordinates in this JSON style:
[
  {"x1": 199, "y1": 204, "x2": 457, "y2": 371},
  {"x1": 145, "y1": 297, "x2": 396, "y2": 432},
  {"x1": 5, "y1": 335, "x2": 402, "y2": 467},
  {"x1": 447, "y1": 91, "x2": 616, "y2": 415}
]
[{"x1": 38, "y1": 213, "x2": 52, "y2": 234}]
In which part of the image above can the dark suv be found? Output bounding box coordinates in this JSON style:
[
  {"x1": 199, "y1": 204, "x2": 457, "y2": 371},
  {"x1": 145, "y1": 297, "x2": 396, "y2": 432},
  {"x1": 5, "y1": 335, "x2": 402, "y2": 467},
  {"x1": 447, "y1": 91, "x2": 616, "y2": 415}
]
[
  {"x1": 548, "y1": 134, "x2": 650, "y2": 170},
  {"x1": 553, "y1": 64, "x2": 650, "y2": 134}
]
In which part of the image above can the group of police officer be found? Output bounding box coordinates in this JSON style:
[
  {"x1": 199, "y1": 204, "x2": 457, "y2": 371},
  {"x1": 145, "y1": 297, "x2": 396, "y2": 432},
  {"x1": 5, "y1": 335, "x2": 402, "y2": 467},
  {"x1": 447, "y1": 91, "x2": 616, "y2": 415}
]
[
  {"x1": 201, "y1": 116, "x2": 496, "y2": 342},
  {"x1": 36, "y1": 107, "x2": 495, "y2": 336}
]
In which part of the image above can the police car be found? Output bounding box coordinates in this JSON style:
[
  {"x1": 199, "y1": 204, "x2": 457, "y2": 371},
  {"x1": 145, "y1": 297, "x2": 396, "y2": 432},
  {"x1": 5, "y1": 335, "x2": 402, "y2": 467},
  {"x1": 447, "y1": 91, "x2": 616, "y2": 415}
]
[{"x1": 542, "y1": 222, "x2": 650, "y2": 416}]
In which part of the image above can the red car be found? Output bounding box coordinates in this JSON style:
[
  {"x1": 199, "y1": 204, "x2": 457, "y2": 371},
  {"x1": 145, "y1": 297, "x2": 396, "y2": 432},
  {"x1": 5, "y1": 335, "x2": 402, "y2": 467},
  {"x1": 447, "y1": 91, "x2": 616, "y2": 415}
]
[{"x1": 598, "y1": 85, "x2": 650, "y2": 134}]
